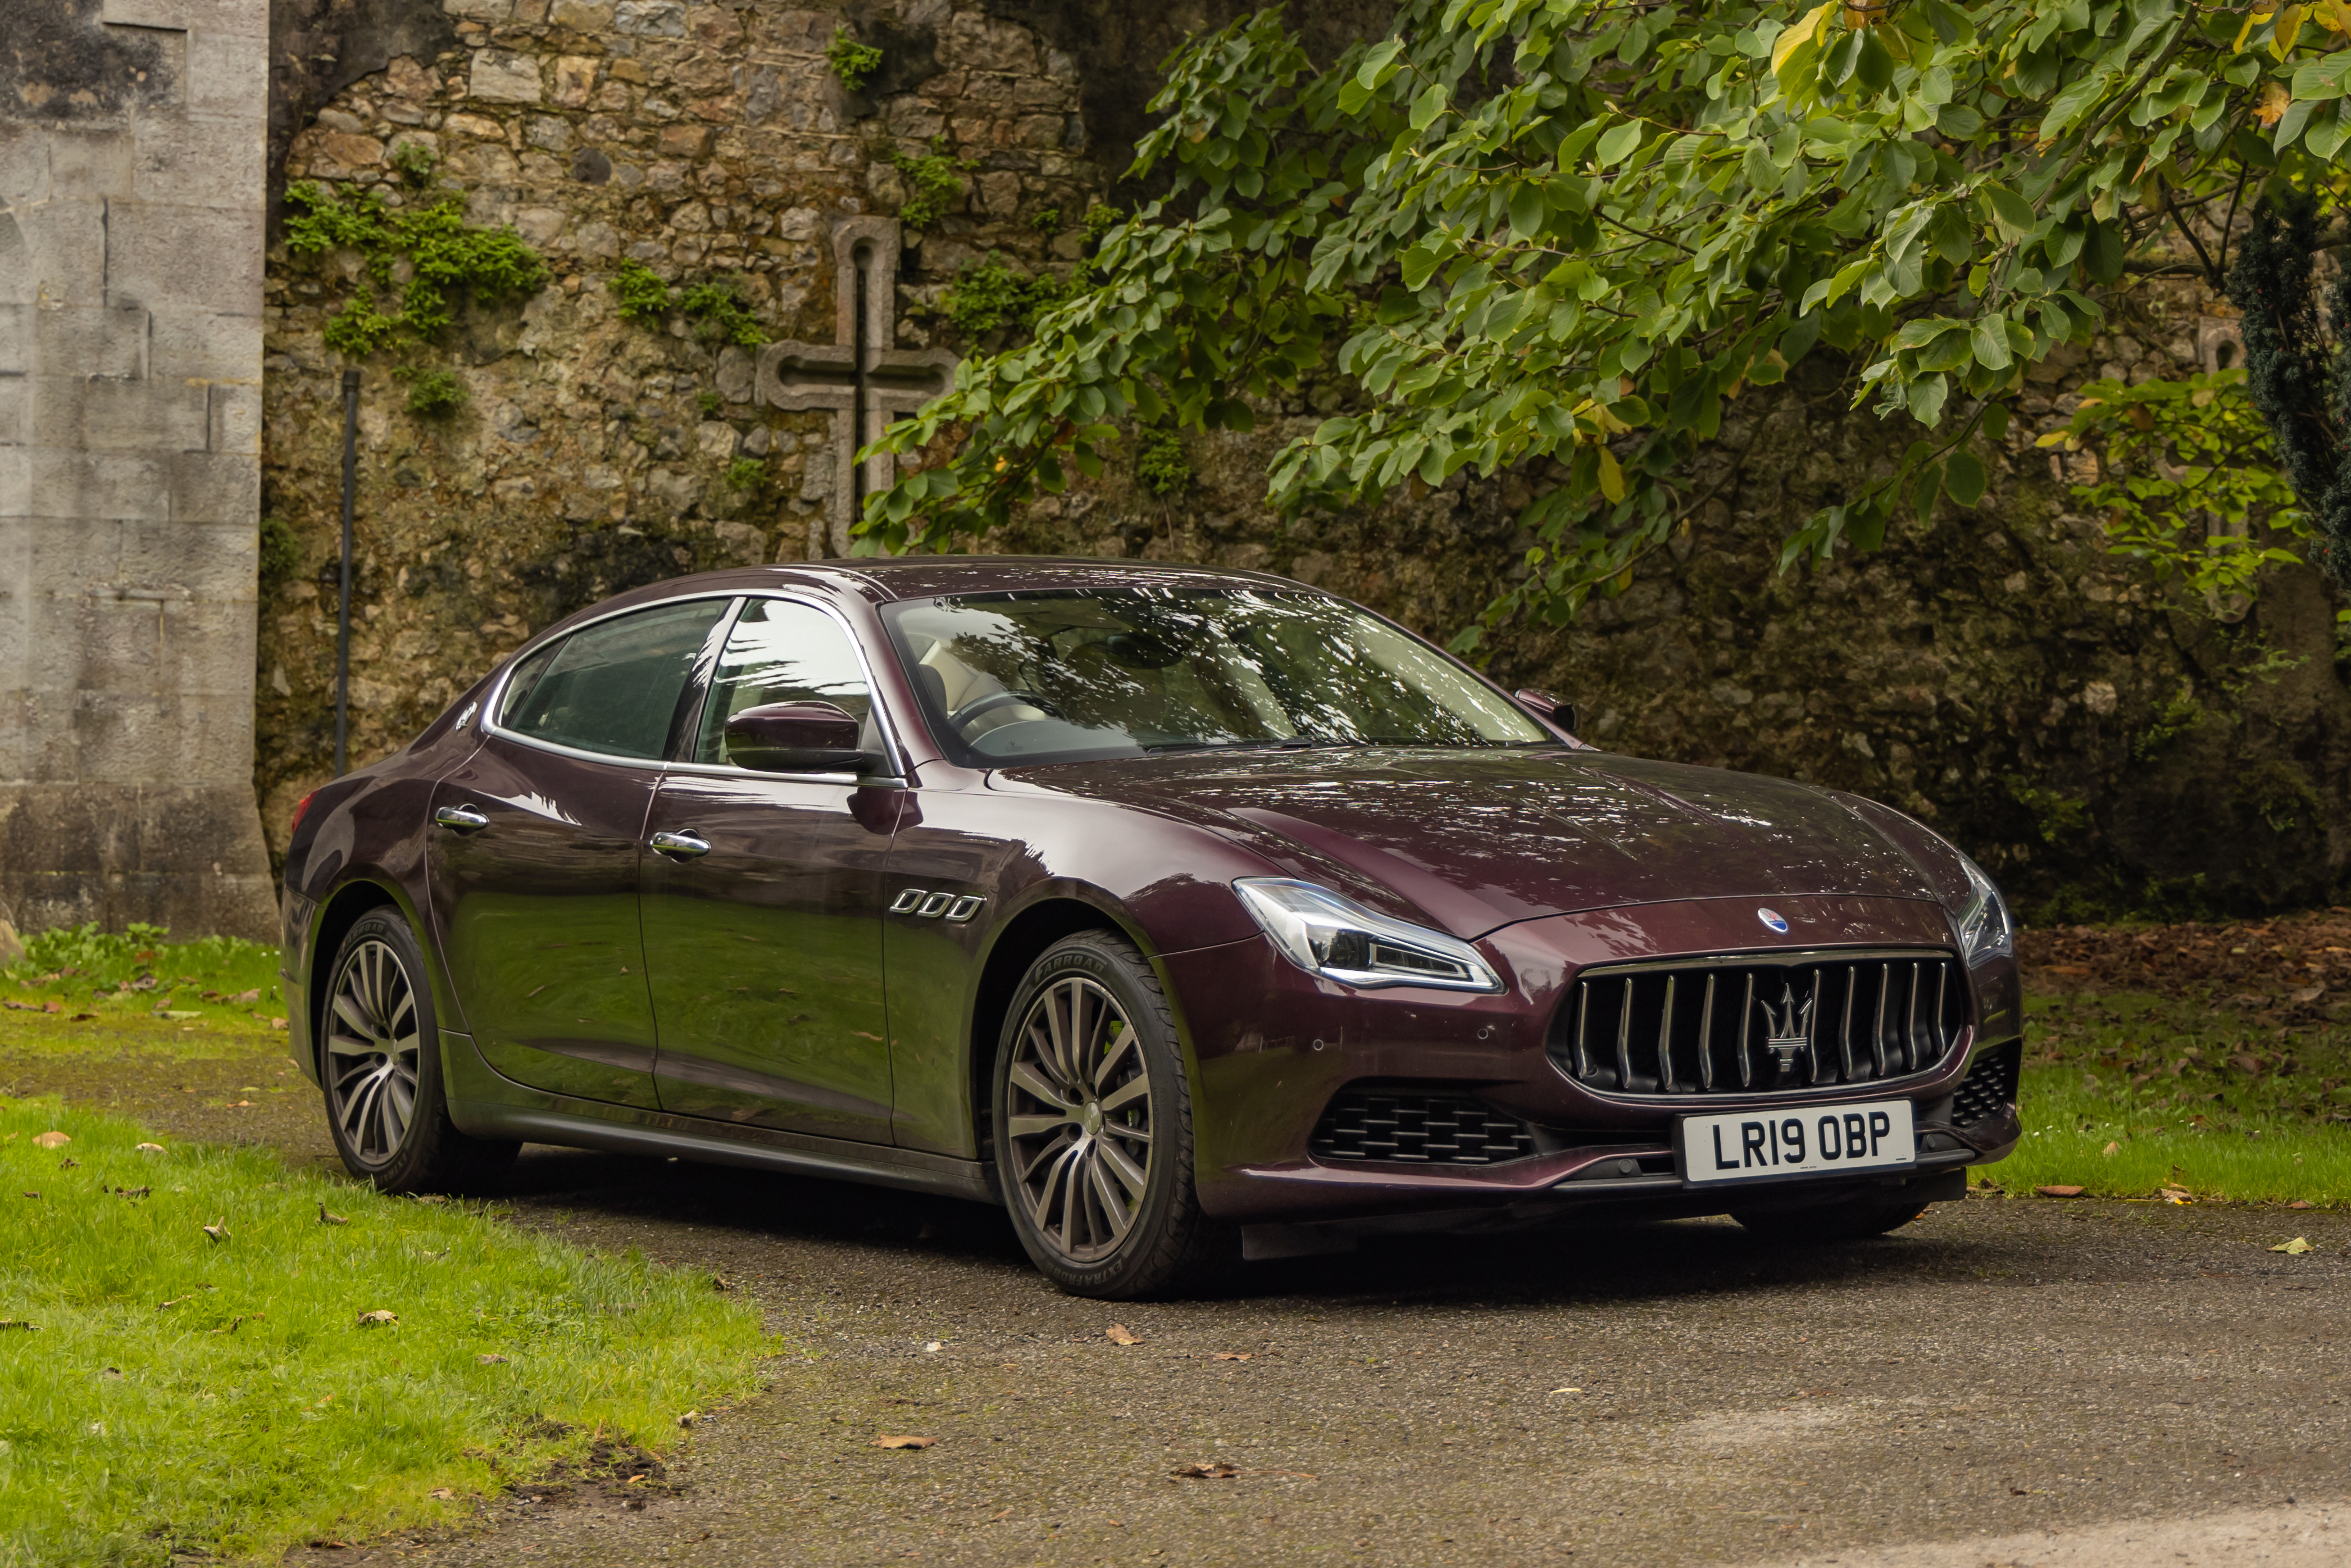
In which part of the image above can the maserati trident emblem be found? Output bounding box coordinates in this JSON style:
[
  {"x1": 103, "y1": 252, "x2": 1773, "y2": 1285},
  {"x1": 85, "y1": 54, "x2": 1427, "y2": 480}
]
[
  {"x1": 1758, "y1": 983, "x2": 1815, "y2": 1080},
  {"x1": 1757, "y1": 907, "x2": 1789, "y2": 933}
]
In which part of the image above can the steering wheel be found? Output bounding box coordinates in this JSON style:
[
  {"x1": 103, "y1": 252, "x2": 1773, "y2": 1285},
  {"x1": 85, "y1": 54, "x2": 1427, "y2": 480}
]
[{"x1": 949, "y1": 689, "x2": 1059, "y2": 730}]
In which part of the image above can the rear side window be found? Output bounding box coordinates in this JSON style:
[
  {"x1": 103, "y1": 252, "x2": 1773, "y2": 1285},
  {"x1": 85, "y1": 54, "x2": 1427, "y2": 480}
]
[{"x1": 498, "y1": 598, "x2": 731, "y2": 760}]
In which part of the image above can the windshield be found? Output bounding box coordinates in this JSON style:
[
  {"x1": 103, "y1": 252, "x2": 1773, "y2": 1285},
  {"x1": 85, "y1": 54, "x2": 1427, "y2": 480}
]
[{"x1": 880, "y1": 587, "x2": 1550, "y2": 766}]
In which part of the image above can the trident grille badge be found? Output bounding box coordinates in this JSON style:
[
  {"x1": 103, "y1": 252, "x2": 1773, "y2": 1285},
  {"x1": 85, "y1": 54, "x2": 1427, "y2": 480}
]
[{"x1": 1758, "y1": 982, "x2": 1815, "y2": 1081}]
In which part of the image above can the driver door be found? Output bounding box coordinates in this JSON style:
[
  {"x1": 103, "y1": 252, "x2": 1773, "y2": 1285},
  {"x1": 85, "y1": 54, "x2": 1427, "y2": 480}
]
[{"x1": 639, "y1": 597, "x2": 900, "y2": 1142}]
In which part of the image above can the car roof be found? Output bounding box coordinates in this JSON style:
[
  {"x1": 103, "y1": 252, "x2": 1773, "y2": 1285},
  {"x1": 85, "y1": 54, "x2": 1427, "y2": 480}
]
[{"x1": 645, "y1": 556, "x2": 1316, "y2": 607}]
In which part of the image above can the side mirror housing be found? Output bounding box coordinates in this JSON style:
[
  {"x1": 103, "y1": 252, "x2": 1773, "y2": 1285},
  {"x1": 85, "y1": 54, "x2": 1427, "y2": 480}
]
[
  {"x1": 724, "y1": 701, "x2": 875, "y2": 774},
  {"x1": 1514, "y1": 688, "x2": 1579, "y2": 736}
]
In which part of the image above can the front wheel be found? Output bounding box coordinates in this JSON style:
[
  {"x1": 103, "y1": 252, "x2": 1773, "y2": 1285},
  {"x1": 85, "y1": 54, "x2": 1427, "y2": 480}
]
[
  {"x1": 992, "y1": 932, "x2": 1231, "y2": 1298},
  {"x1": 320, "y1": 908, "x2": 517, "y2": 1193}
]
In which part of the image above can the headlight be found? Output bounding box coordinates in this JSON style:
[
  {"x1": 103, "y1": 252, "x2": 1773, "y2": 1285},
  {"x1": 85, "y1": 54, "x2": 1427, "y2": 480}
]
[
  {"x1": 1954, "y1": 851, "x2": 2013, "y2": 963},
  {"x1": 1233, "y1": 878, "x2": 1503, "y2": 993}
]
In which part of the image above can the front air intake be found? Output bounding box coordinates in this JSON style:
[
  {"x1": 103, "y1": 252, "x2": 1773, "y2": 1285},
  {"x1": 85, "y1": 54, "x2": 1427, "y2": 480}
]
[{"x1": 1308, "y1": 1084, "x2": 1536, "y2": 1165}]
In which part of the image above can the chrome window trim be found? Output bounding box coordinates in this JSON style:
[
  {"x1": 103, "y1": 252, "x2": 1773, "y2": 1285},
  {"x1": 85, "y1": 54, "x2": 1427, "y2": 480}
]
[
  {"x1": 480, "y1": 590, "x2": 744, "y2": 770},
  {"x1": 481, "y1": 587, "x2": 911, "y2": 784}
]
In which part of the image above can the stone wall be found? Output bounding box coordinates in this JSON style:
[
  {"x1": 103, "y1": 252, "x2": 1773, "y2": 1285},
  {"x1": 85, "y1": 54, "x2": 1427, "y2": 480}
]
[
  {"x1": 1, "y1": 0, "x2": 278, "y2": 941},
  {"x1": 254, "y1": 0, "x2": 2351, "y2": 916}
]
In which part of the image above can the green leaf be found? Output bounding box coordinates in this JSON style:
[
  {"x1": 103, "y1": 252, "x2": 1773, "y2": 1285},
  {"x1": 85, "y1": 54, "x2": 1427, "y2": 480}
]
[
  {"x1": 1908, "y1": 372, "x2": 1949, "y2": 425},
  {"x1": 1970, "y1": 315, "x2": 2013, "y2": 371},
  {"x1": 1944, "y1": 448, "x2": 1987, "y2": 507},
  {"x1": 1409, "y1": 82, "x2": 1447, "y2": 130},
  {"x1": 1981, "y1": 183, "x2": 2038, "y2": 240},
  {"x1": 1595, "y1": 120, "x2": 1645, "y2": 166},
  {"x1": 1508, "y1": 184, "x2": 1547, "y2": 242}
]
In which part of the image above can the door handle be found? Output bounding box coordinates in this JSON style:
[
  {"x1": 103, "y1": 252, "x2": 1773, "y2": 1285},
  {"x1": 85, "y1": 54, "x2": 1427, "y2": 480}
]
[
  {"x1": 433, "y1": 804, "x2": 489, "y2": 832},
  {"x1": 649, "y1": 829, "x2": 711, "y2": 860}
]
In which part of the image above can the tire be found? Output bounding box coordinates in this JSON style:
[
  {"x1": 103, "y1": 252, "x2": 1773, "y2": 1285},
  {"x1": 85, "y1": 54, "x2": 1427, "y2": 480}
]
[
  {"x1": 319, "y1": 907, "x2": 517, "y2": 1194},
  {"x1": 990, "y1": 931, "x2": 1232, "y2": 1299},
  {"x1": 1732, "y1": 1192, "x2": 1932, "y2": 1243}
]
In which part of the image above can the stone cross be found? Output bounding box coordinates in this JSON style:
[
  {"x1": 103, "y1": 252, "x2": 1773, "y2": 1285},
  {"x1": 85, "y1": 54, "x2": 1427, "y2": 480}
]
[{"x1": 756, "y1": 216, "x2": 957, "y2": 557}]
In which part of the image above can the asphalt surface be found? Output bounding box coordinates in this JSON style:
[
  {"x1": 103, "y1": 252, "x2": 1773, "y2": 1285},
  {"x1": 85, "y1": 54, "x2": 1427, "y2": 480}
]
[
  {"x1": 301, "y1": 1149, "x2": 2344, "y2": 1567},
  {"x1": 9, "y1": 1033, "x2": 2347, "y2": 1566}
]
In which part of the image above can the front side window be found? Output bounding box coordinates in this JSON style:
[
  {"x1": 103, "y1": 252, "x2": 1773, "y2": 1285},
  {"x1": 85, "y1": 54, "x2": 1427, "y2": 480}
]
[
  {"x1": 880, "y1": 587, "x2": 1548, "y2": 767},
  {"x1": 689, "y1": 598, "x2": 876, "y2": 765},
  {"x1": 498, "y1": 598, "x2": 731, "y2": 761}
]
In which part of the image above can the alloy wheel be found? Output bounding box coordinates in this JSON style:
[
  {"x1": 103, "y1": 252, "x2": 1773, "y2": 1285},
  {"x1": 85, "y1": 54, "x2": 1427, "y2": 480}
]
[
  {"x1": 325, "y1": 937, "x2": 422, "y2": 1166},
  {"x1": 1005, "y1": 975, "x2": 1154, "y2": 1262}
]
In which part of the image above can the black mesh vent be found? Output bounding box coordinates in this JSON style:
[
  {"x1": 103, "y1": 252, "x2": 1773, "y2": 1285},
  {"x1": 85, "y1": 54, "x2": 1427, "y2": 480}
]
[
  {"x1": 1950, "y1": 1041, "x2": 2021, "y2": 1128},
  {"x1": 1550, "y1": 950, "x2": 1969, "y2": 1098},
  {"x1": 1309, "y1": 1085, "x2": 1537, "y2": 1166}
]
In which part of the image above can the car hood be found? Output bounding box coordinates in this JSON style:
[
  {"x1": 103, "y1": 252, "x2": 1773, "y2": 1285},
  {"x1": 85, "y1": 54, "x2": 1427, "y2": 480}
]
[{"x1": 1010, "y1": 748, "x2": 1943, "y2": 939}]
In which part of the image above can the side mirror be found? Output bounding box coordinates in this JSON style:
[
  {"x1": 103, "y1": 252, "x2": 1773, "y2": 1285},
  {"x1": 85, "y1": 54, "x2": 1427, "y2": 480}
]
[
  {"x1": 724, "y1": 701, "x2": 874, "y2": 775},
  {"x1": 1514, "y1": 688, "x2": 1579, "y2": 736}
]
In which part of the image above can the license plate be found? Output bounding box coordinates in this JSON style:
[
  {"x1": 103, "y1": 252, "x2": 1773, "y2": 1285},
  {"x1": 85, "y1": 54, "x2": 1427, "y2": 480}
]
[{"x1": 1677, "y1": 1099, "x2": 1915, "y2": 1185}]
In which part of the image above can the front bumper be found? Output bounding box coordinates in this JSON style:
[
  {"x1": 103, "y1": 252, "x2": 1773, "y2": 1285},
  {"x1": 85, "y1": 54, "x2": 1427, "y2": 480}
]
[{"x1": 1165, "y1": 894, "x2": 2022, "y2": 1225}]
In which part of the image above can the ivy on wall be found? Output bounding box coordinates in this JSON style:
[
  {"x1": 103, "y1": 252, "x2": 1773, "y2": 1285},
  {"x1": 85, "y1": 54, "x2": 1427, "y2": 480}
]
[
  {"x1": 283, "y1": 181, "x2": 549, "y2": 357},
  {"x1": 610, "y1": 261, "x2": 768, "y2": 347}
]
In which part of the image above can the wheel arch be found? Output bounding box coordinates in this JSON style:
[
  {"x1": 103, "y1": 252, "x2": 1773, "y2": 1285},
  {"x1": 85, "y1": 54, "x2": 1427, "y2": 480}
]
[
  {"x1": 967, "y1": 893, "x2": 1161, "y2": 1162},
  {"x1": 303, "y1": 879, "x2": 416, "y2": 1077}
]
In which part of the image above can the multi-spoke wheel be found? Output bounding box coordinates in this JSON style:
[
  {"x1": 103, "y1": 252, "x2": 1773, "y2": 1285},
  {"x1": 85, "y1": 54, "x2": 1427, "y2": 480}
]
[
  {"x1": 1004, "y1": 974, "x2": 1154, "y2": 1262},
  {"x1": 992, "y1": 932, "x2": 1230, "y2": 1298},
  {"x1": 317, "y1": 908, "x2": 517, "y2": 1193},
  {"x1": 325, "y1": 935, "x2": 421, "y2": 1166}
]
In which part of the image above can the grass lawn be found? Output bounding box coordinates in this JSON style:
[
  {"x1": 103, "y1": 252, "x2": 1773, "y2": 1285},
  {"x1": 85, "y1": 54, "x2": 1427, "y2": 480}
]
[
  {"x1": 1982, "y1": 987, "x2": 2351, "y2": 1207},
  {"x1": 0, "y1": 929, "x2": 775, "y2": 1567}
]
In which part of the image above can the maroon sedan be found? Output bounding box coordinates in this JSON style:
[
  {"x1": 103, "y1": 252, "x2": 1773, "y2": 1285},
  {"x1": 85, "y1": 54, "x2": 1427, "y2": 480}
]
[{"x1": 281, "y1": 559, "x2": 2022, "y2": 1298}]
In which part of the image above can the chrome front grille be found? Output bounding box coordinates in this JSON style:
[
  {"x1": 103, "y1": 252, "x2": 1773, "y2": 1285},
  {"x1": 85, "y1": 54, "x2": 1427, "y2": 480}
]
[
  {"x1": 1549, "y1": 949, "x2": 1968, "y2": 1098},
  {"x1": 1308, "y1": 1084, "x2": 1537, "y2": 1165}
]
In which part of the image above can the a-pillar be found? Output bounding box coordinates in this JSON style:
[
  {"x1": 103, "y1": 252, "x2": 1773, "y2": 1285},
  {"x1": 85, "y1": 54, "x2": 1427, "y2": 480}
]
[{"x1": 0, "y1": 0, "x2": 277, "y2": 940}]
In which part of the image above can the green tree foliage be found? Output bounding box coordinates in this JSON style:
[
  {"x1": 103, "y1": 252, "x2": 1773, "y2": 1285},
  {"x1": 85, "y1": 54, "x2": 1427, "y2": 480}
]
[
  {"x1": 2227, "y1": 187, "x2": 2351, "y2": 581},
  {"x1": 859, "y1": 0, "x2": 2351, "y2": 645},
  {"x1": 887, "y1": 143, "x2": 971, "y2": 230},
  {"x1": 2037, "y1": 369, "x2": 2307, "y2": 602},
  {"x1": 940, "y1": 253, "x2": 1073, "y2": 337},
  {"x1": 284, "y1": 182, "x2": 547, "y2": 356}
]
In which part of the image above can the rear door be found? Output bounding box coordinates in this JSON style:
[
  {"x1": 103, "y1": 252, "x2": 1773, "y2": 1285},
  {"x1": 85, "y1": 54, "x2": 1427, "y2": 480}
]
[
  {"x1": 426, "y1": 596, "x2": 733, "y2": 1109},
  {"x1": 639, "y1": 596, "x2": 901, "y2": 1142}
]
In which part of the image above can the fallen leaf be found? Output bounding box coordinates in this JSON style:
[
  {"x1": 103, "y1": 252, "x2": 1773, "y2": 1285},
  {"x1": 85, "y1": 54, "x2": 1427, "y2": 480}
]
[
  {"x1": 307, "y1": 1540, "x2": 349, "y2": 1551},
  {"x1": 356, "y1": 1310, "x2": 398, "y2": 1327},
  {"x1": 159, "y1": 1296, "x2": 193, "y2": 1311},
  {"x1": 871, "y1": 1434, "x2": 935, "y2": 1449},
  {"x1": 2034, "y1": 1185, "x2": 2085, "y2": 1199},
  {"x1": 2290, "y1": 1199, "x2": 2314, "y2": 1211},
  {"x1": 428, "y1": 1488, "x2": 455, "y2": 1500},
  {"x1": 1171, "y1": 1461, "x2": 1240, "y2": 1479},
  {"x1": 270, "y1": 1017, "x2": 288, "y2": 1029},
  {"x1": 31, "y1": 1131, "x2": 68, "y2": 1150},
  {"x1": 2230, "y1": 1053, "x2": 2264, "y2": 1074},
  {"x1": 1210, "y1": 1352, "x2": 1253, "y2": 1362},
  {"x1": 1105, "y1": 1324, "x2": 1143, "y2": 1346},
  {"x1": 232, "y1": 988, "x2": 262, "y2": 1004},
  {"x1": 2272, "y1": 1237, "x2": 2315, "y2": 1255},
  {"x1": 677, "y1": 1410, "x2": 699, "y2": 1429},
  {"x1": 477, "y1": 1353, "x2": 510, "y2": 1365},
  {"x1": 100, "y1": 1366, "x2": 123, "y2": 1380},
  {"x1": 1549, "y1": 1386, "x2": 1583, "y2": 1395},
  {"x1": 201, "y1": 1221, "x2": 231, "y2": 1244},
  {"x1": 318, "y1": 1203, "x2": 348, "y2": 1226},
  {"x1": 2102, "y1": 1141, "x2": 2120, "y2": 1157},
  {"x1": 135, "y1": 1143, "x2": 165, "y2": 1155},
  {"x1": 0, "y1": 1320, "x2": 36, "y2": 1331},
  {"x1": 58, "y1": 1158, "x2": 79, "y2": 1170}
]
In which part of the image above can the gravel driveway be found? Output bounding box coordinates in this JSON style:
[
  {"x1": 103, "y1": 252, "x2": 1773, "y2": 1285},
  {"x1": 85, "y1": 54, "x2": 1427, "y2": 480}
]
[{"x1": 271, "y1": 1147, "x2": 2347, "y2": 1568}]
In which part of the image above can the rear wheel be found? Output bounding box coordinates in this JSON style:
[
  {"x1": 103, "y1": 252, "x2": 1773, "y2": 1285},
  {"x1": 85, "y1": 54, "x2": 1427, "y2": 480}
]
[
  {"x1": 992, "y1": 932, "x2": 1231, "y2": 1298},
  {"x1": 320, "y1": 908, "x2": 517, "y2": 1193},
  {"x1": 1732, "y1": 1191, "x2": 1931, "y2": 1242}
]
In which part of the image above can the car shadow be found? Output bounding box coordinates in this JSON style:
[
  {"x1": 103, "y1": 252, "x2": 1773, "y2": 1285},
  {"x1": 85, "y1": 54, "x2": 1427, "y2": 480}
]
[{"x1": 490, "y1": 1143, "x2": 2003, "y2": 1310}]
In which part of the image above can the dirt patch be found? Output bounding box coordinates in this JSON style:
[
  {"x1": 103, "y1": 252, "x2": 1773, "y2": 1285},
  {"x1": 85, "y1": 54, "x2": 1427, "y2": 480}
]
[{"x1": 2021, "y1": 908, "x2": 2351, "y2": 1020}]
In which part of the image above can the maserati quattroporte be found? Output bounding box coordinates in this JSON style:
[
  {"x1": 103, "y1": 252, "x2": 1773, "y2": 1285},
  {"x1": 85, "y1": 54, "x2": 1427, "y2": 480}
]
[{"x1": 281, "y1": 559, "x2": 2022, "y2": 1297}]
